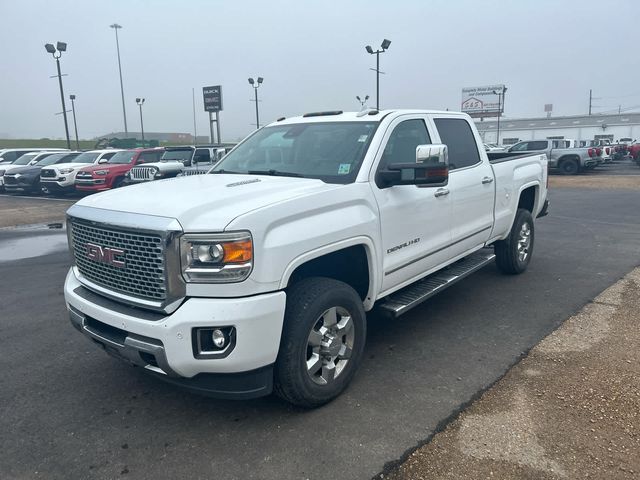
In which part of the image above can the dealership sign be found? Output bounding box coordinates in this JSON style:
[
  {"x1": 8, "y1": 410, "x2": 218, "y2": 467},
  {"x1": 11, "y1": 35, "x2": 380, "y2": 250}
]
[
  {"x1": 203, "y1": 85, "x2": 223, "y2": 112},
  {"x1": 461, "y1": 85, "x2": 505, "y2": 116}
]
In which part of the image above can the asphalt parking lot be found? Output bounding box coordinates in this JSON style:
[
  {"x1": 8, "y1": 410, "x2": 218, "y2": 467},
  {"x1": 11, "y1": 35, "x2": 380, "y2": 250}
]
[{"x1": 1, "y1": 169, "x2": 639, "y2": 479}]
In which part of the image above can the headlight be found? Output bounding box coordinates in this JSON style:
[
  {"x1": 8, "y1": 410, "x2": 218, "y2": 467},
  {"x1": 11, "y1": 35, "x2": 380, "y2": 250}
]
[
  {"x1": 180, "y1": 232, "x2": 253, "y2": 283},
  {"x1": 94, "y1": 170, "x2": 109, "y2": 175},
  {"x1": 0, "y1": 170, "x2": 5, "y2": 176},
  {"x1": 59, "y1": 168, "x2": 74, "y2": 174},
  {"x1": 154, "y1": 169, "x2": 163, "y2": 178}
]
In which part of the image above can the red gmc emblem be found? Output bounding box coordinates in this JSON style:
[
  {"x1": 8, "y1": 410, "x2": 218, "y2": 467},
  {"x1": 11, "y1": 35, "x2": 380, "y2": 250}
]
[{"x1": 86, "y1": 243, "x2": 126, "y2": 268}]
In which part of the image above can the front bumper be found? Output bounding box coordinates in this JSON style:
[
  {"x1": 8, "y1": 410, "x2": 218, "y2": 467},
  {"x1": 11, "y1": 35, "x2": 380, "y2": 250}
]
[
  {"x1": 75, "y1": 178, "x2": 109, "y2": 191},
  {"x1": 64, "y1": 268, "x2": 286, "y2": 398},
  {"x1": 41, "y1": 176, "x2": 76, "y2": 191}
]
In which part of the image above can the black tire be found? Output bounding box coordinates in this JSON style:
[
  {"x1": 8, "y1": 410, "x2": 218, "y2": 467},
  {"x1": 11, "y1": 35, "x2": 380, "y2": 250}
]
[
  {"x1": 274, "y1": 277, "x2": 366, "y2": 408},
  {"x1": 494, "y1": 208, "x2": 534, "y2": 275},
  {"x1": 558, "y1": 158, "x2": 579, "y2": 175}
]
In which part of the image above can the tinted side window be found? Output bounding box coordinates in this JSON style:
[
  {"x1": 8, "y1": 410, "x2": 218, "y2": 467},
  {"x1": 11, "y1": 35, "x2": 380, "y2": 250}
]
[
  {"x1": 194, "y1": 148, "x2": 212, "y2": 163},
  {"x1": 510, "y1": 142, "x2": 528, "y2": 152},
  {"x1": 101, "y1": 152, "x2": 116, "y2": 160},
  {"x1": 527, "y1": 141, "x2": 549, "y2": 150},
  {"x1": 433, "y1": 118, "x2": 481, "y2": 169},
  {"x1": 379, "y1": 119, "x2": 431, "y2": 171}
]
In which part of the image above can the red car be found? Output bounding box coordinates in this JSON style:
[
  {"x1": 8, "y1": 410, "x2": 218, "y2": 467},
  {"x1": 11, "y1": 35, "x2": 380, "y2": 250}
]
[{"x1": 75, "y1": 148, "x2": 164, "y2": 192}]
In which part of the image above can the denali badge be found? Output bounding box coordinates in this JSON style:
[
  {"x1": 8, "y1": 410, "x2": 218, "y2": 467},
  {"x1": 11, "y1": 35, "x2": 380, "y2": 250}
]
[{"x1": 86, "y1": 243, "x2": 126, "y2": 268}]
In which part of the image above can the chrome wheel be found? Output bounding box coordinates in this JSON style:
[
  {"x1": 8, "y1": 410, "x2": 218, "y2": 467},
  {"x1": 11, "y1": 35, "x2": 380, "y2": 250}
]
[
  {"x1": 517, "y1": 222, "x2": 531, "y2": 262},
  {"x1": 305, "y1": 306, "x2": 354, "y2": 386}
]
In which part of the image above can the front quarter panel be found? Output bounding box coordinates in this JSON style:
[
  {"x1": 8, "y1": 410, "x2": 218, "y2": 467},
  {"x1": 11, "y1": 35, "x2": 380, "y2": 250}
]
[{"x1": 220, "y1": 183, "x2": 381, "y2": 305}]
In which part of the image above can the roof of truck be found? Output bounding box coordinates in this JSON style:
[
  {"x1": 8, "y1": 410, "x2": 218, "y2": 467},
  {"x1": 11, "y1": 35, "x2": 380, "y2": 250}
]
[{"x1": 271, "y1": 109, "x2": 465, "y2": 126}]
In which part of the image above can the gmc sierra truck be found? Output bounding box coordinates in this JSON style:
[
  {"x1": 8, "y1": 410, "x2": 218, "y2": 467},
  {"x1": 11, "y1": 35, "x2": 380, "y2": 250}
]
[{"x1": 64, "y1": 109, "x2": 549, "y2": 407}]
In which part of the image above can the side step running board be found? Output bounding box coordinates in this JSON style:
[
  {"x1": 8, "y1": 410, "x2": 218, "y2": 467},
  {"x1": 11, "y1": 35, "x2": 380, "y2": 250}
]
[{"x1": 377, "y1": 249, "x2": 496, "y2": 317}]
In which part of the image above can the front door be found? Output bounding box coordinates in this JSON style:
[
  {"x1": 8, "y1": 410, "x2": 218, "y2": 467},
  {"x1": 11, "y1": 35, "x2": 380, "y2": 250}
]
[{"x1": 371, "y1": 116, "x2": 453, "y2": 295}]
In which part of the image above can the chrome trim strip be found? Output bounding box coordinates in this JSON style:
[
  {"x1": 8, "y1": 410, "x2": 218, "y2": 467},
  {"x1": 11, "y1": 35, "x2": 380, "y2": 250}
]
[{"x1": 385, "y1": 226, "x2": 492, "y2": 276}]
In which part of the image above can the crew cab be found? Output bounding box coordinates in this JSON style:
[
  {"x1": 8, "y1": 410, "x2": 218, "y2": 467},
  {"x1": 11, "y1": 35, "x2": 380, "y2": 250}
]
[
  {"x1": 3, "y1": 151, "x2": 81, "y2": 194},
  {"x1": 126, "y1": 145, "x2": 232, "y2": 183},
  {"x1": 40, "y1": 149, "x2": 122, "y2": 194},
  {"x1": 505, "y1": 139, "x2": 601, "y2": 174},
  {"x1": 75, "y1": 148, "x2": 164, "y2": 192},
  {"x1": 64, "y1": 109, "x2": 549, "y2": 407}
]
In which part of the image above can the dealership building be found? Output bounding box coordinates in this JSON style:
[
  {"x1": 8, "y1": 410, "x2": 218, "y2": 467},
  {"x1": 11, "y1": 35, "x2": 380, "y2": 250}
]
[{"x1": 475, "y1": 112, "x2": 640, "y2": 145}]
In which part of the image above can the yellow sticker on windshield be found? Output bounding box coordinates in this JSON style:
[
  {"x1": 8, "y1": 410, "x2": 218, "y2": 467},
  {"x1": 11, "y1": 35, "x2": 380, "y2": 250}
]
[{"x1": 338, "y1": 164, "x2": 351, "y2": 175}]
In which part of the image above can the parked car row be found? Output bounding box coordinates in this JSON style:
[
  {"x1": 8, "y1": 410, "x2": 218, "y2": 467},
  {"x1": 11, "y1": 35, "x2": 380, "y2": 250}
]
[{"x1": 0, "y1": 144, "x2": 235, "y2": 196}]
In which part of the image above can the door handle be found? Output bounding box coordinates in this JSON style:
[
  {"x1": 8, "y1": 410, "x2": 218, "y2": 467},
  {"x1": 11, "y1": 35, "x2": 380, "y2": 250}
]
[
  {"x1": 482, "y1": 176, "x2": 494, "y2": 184},
  {"x1": 434, "y1": 188, "x2": 450, "y2": 198}
]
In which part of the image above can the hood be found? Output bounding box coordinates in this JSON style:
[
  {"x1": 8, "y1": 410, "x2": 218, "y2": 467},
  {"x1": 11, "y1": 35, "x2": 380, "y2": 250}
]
[
  {"x1": 79, "y1": 163, "x2": 132, "y2": 175},
  {"x1": 75, "y1": 174, "x2": 339, "y2": 231},
  {"x1": 1, "y1": 163, "x2": 35, "y2": 174},
  {"x1": 3, "y1": 164, "x2": 42, "y2": 175},
  {"x1": 43, "y1": 162, "x2": 92, "y2": 172}
]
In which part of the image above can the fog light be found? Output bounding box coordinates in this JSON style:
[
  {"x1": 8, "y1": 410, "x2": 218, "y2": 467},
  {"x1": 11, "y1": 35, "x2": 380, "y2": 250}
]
[
  {"x1": 212, "y1": 329, "x2": 226, "y2": 348},
  {"x1": 193, "y1": 326, "x2": 236, "y2": 358}
]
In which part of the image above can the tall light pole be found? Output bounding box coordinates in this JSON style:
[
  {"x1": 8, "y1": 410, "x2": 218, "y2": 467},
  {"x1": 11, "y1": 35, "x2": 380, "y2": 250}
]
[
  {"x1": 44, "y1": 42, "x2": 71, "y2": 149},
  {"x1": 356, "y1": 95, "x2": 370, "y2": 109},
  {"x1": 248, "y1": 77, "x2": 263, "y2": 129},
  {"x1": 136, "y1": 98, "x2": 145, "y2": 144},
  {"x1": 492, "y1": 86, "x2": 508, "y2": 145},
  {"x1": 365, "y1": 39, "x2": 391, "y2": 110},
  {"x1": 110, "y1": 23, "x2": 128, "y2": 136},
  {"x1": 69, "y1": 94, "x2": 79, "y2": 149}
]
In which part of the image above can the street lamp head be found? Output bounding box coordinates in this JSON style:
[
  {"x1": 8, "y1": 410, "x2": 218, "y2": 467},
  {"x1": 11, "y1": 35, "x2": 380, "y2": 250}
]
[
  {"x1": 110, "y1": 23, "x2": 122, "y2": 29},
  {"x1": 365, "y1": 45, "x2": 374, "y2": 54},
  {"x1": 356, "y1": 96, "x2": 361, "y2": 101},
  {"x1": 136, "y1": 97, "x2": 140, "y2": 103},
  {"x1": 45, "y1": 43, "x2": 56, "y2": 54},
  {"x1": 70, "y1": 94, "x2": 76, "y2": 100},
  {"x1": 365, "y1": 95, "x2": 370, "y2": 100},
  {"x1": 257, "y1": 77, "x2": 264, "y2": 84},
  {"x1": 56, "y1": 41, "x2": 67, "y2": 52},
  {"x1": 381, "y1": 39, "x2": 391, "y2": 50},
  {"x1": 248, "y1": 78, "x2": 255, "y2": 85}
]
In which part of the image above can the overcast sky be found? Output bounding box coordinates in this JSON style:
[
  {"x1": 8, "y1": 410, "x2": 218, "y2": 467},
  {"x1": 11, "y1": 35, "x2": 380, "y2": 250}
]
[{"x1": 1, "y1": 0, "x2": 639, "y2": 141}]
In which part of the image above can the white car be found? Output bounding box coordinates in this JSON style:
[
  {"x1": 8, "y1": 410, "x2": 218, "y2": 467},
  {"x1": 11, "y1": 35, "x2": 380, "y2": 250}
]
[
  {"x1": 40, "y1": 149, "x2": 122, "y2": 194},
  {"x1": 64, "y1": 109, "x2": 549, "y2": 407},
  {"x1": 0, "y1": 147, "x2": 68, "y2": 165},
  {"x1": 0, "y1": 151, "x2": 62, "y2": 190}
]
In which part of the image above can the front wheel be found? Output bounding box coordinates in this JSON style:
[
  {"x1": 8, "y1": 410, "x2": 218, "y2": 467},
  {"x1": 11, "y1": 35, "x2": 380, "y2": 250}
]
[
  {"x1": 494, "y1": 208, "x2": 534, "y2": 275},
  {"x1": 275, "y1": 277, "x2": 366, "y2": 408},
  {"x1": 558, "y1": 158, "x2": 579, "y2": 175}
]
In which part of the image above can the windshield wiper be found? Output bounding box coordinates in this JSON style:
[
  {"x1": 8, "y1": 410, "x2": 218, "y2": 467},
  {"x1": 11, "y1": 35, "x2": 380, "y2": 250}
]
[
  {"x1": 247, "y1": 169, "x2": 304, "y2": 178},
  {"x1": 209, "y1": 169, "x2": 245, "y2": 174}
]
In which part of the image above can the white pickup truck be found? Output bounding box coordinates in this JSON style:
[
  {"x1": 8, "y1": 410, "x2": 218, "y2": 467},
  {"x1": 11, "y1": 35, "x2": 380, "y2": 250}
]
[{"x1": 64, "y1": 109, "x2": 549, "y2": 407}]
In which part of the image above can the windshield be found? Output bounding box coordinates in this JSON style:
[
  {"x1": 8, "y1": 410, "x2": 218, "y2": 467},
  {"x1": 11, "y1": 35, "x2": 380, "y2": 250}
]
[
  {"x1": 37, "y1": 152, "x2": 79, "y2": 166},
  {"x1": 71, "y1": 152, "x2": 101, "y2": 164},
  {"x1": 161, "y1": 149, "x2": 193, "y2": 161},
  {"x1": 13, "y1": 153, "x2": 39, "y2": 165},
  {"x1": 212, "y1": 121, "x2": 378, "y2": 183},
  {"x1": 108, "y1": 151, "x2": 137, "y2": 164}
]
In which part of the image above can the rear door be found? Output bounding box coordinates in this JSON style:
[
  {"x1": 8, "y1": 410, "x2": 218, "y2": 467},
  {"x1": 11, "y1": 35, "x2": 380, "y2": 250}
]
[
  {"x1": 371, "y1": 115, "x2": 453, "y2": 294},
  {"x1": 432, "y1": 116, "x2": 494, "y2": 257}
]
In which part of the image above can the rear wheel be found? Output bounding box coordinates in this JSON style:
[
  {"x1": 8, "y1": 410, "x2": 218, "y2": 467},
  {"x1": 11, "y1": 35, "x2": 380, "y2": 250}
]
[
  {"x1": 558, "y1": 158, "x2": 579, "y2": 175},
  {"x1": 495, "y1": 208, "x2": 534, "y2": 275},
  {"x1": 274, "y1": 277, "x2": 366, "y2": 408}
]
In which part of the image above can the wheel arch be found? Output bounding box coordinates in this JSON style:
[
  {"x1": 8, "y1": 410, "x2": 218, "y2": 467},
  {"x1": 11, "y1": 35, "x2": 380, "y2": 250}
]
[{"x1": 280, "y1": 237, "x2": 379, "y2": 311}]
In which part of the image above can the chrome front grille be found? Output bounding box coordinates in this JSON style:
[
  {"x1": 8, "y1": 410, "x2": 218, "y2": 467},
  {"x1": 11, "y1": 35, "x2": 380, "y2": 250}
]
[
  {"x1": 129, "y1": 166, "x2": 155, "y2": 181},
  {"x1": 76, "y1": 172, "x2": 93, "y2": 179},
  {"x1": 70, "y1": 220, "x2": 166, "y2": 301}
]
